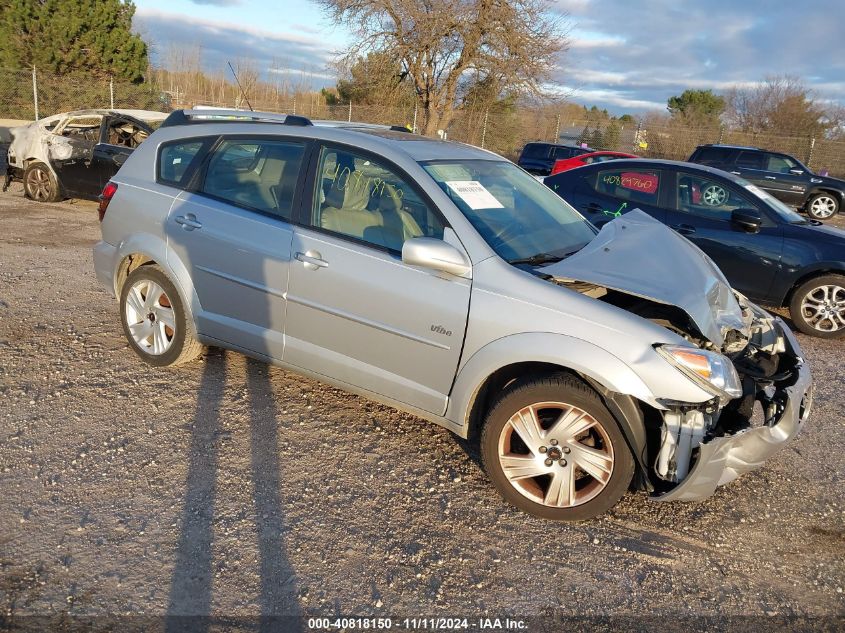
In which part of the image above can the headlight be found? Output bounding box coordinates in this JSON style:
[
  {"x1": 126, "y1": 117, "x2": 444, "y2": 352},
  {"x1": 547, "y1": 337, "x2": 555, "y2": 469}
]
[{"x1": 657, "y1": 344, "x2": 742, "y2": 404}]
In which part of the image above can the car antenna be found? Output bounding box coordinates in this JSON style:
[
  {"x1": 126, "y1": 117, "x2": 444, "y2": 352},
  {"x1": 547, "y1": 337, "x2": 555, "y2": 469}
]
[{"x1": 227, "y1": 61, "x2": 255, "y2": 112}]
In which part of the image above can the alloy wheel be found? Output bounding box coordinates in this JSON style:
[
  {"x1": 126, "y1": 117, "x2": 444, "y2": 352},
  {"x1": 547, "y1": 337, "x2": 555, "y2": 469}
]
[
  {"x1": 497, "y1": 401, "x2": 614, "y2": 508},
  {"x1": 124, "y1": 279, "x2": 177, "y2": 355},
  {"x1": 810, "y1": 195, "x2": 837, "y2": 219},
  {"x1": 25, "y1": 166, "x2": 52, "y2": 201},
  {"x1": 701, "y1": 184, "x2": 728, "y2": 206},
  {"x1": 800, "y1": 284, "x2": 845, "y2": 332}
]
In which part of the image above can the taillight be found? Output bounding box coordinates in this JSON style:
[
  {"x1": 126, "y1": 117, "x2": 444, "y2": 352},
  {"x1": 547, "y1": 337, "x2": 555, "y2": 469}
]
[{"x1": 98, "y1": 182, "x2": 118, "y2": 222}]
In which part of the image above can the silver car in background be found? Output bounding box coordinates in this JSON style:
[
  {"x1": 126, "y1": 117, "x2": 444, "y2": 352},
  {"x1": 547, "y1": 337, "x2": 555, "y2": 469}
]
[{"x1": 92, "y1": 110, "x2": 813, "y2": 520}]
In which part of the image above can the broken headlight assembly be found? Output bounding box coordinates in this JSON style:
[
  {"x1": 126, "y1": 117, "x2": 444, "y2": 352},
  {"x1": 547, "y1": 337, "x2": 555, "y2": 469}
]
[{"x1": 656, "y1": 344, "x2": 742, "y2": 405}]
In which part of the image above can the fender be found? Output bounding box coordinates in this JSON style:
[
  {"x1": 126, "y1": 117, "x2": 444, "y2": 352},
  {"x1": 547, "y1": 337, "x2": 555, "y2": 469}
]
[
  {"x1": 112, "y1": 232, "x2": 203, "y2": 322},
  {"x1": 446, "y1": 332, "x2": 658, "y2": 434},
  {"x1": 770, "y1": 260, "x2": 845, "y2": 306}
]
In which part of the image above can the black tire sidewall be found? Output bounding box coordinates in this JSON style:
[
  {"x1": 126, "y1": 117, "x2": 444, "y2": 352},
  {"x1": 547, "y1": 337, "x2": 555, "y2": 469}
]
[
  {"x1": 789, "y1": 274, "x2": 845, "y2": 339},
  {"x1": 120, "y1": 266, "x2": 190, "y2": 366},
  {"x1": 481, "y1": 375, "x2": 635, "y2": 521},
  {"x1": 806, "y1": 193, "x2": 839, "y2": 220}
]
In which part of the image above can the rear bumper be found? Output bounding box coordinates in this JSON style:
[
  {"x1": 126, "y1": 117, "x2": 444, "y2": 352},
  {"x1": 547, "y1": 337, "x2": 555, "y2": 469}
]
[
  {"x1": 93, "y1": 240, "x2": 118, "y2": 298},
  {"x1": 654, "y1": 320, "x2": 813, "y2": 502}
]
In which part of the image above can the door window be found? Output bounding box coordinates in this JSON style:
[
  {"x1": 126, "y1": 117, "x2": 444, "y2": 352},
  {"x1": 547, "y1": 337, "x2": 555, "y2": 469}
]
[
  {"x1": 736, "y1": 151, "x2": 764, "y2": 170},
  {"x1": 591, "y1": 168, "x2": 660, "y2": 206},
  {"x1": 673, "y1": 173, "x2": 757, "y2": 220},
  {"x1": 312, "y1": 147, "x2": 444, "y2": 252},
  {"x1": 201, "y1": 138, "x2": 305, "y2": 220},
  {"x1": 159, "y1": 139, "x2": 210, "y2": 187},
  {"x1": 105, "y1": 118, "x2": 149, "y2": 148},
  {"x1": 765, "y1": 153, "x2": 800, "y2": 174}
]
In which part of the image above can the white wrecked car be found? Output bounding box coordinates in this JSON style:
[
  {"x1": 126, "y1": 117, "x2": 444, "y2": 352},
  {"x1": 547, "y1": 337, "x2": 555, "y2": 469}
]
[{"x1": 4, "y1": 109, "x2": 167, "y2": 202}]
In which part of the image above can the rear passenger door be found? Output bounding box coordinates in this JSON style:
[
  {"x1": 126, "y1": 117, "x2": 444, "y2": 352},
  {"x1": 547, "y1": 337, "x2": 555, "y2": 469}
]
[
  {"x1": 164, "y1": 135, "x2": 308, "y2": 360},
  {"x1": 283, "y1": 144, "x2": 471, "y2": 415}
]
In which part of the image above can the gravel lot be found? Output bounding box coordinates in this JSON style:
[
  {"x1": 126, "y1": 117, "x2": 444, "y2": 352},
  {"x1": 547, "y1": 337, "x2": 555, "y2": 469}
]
[{"x1": 1, "y1": 186, "x2": 843, "y2": 631}]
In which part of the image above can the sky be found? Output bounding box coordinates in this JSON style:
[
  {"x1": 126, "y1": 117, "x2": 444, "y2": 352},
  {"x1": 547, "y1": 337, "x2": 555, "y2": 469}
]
[{"x1": 132, "y1": 0, "x2": 845, "y2": 114}]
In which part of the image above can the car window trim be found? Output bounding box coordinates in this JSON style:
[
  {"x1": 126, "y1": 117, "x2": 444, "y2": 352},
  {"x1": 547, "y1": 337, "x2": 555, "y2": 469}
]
[
  {"x1": 295, "y1": 140, "x2": 453, "y2": 257},
  {"x1": 187, "y1": 134, "x2": 313, "y2": 225}
]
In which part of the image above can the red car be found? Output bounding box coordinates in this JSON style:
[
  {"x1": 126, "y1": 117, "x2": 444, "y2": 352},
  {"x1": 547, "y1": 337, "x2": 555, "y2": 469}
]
[{"x1": 549, "y1": 151, "x2": 639, "y2": 176}]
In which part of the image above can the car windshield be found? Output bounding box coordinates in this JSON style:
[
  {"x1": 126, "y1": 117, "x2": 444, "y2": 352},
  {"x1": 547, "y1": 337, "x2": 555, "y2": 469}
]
[{"x1": 422, "y1": 160, "x2": 596, "y2": 263}]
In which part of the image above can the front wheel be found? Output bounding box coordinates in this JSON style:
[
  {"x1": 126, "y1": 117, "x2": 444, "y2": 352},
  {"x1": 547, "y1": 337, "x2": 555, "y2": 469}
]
[
  {"x1": 789, "y1": 274, "x2": 845, "y2": 338},
  {"x1": 481, "y1": 373, "x2": 634, "y2": 521},
  {"x1": 120, "y1": 265, "x2": 204, "y2": 366},
  {"x1": 806, "y1": 193, "x2": 839, "y2": 220}
]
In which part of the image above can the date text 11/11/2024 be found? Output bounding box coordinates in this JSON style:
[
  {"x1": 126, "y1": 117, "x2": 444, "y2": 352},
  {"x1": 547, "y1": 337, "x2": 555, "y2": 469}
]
[{"x1": 307, "y1": 617, "x2": 528, "y2": 630}]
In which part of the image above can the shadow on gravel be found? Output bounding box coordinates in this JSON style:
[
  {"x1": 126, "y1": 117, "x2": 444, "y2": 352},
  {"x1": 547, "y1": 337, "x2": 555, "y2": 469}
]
[{"x1": 165, "y1": 352, "x2": 302, "y2": 633}]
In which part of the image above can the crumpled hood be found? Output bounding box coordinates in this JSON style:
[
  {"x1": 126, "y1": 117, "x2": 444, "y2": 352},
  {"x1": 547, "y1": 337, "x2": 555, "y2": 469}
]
[{"x1": 542, "y1": 210, "x2": 748, "y2": 347}]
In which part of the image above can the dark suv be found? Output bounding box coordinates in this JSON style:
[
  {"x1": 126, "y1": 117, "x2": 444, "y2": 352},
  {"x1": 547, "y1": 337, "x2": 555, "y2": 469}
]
[
  {"x1": 517, "y1": 142, "x2": 592, "y2": 177},
  {"x1": 688, "y1": 144, "x2": 845, "y2": 220}
]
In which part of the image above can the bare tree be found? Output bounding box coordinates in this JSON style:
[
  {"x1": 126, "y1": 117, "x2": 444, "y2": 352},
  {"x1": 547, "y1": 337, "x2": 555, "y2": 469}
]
[
  {"x1": 725, "y1": 76, "x2": 831, "y2": 137},
  {"x1": 317, "y1": 0, "x2": 569, "y2": 135}
]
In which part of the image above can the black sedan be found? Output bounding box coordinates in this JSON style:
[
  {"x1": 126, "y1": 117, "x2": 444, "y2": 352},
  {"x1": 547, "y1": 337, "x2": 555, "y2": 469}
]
[{"x1": 545, "y1": 159, "x2": 845, "y2": 338}]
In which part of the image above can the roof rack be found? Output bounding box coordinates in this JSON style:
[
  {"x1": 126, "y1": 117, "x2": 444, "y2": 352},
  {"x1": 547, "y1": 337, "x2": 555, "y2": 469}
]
[{"x1": 160, "y1": 109, "x2": 313, "y2": 128}]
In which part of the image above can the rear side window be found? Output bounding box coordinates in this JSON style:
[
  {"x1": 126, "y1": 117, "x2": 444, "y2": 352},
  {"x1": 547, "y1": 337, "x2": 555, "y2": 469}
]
[
  {"x1": 521, "y1": 143, "x2": 551, "y2": 159},
  {"x1": 552, "y1": 146, "x2": 579, "y2": 160},
  {"x1": 200, "y1": 138, "x2": 306, "y2": 221},
  {"x1": 591, "y1": 168, "x2": 660, "y2": 206},
  {"x1": 691, "y1": 147, "x2": 732, "y2": 165},
  {"x1": 736, "y1": 151, "x2": 764, "y2": 170},
  {"x1": 159, "y1": 139, "x2": 210, "y2": 187}
]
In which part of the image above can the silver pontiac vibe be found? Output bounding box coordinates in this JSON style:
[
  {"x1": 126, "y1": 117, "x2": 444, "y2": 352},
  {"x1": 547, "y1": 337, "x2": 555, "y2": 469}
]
[{"x1": 92, "y1": 110, "x2": 813, "y2": 520}]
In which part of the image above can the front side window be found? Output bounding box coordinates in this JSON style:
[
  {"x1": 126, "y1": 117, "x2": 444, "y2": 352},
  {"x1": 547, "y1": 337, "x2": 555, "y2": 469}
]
[
  {"x1": 766, "y1": 153, "x2": 800, "y2": 174},
  {"x1": 423, "y1": 160, "x2": 596, "y2": 263},
  {"x1": 313, "y1": 147, "x2": 444, "y2": 252},
  {"x1": 673, "y1": 173, "x2": 756, "y2": 220},
  {"x1": 592, "y1": 168, "x2": 660, "y2": 207},
  {"x1": 201, "y1": 138, "x2": 305, "y2": 220}
]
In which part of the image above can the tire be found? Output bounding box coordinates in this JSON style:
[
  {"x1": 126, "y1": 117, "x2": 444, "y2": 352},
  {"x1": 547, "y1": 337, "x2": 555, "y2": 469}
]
[
  {"x1": 119, "y1": 264, "x2": 204, "y2": 366},
  {"x1": 480, "y1": 373, "x2": 635, "y2": 521},
  {"x1": 788, "y1": 274, "x2": 845, "y2": 339},
  {"x1": 806, "y1": 192, "x2": 839, "y2": 220},
  {"x1": 23, "y1": 162, "x2": 63, "y2": 202}
]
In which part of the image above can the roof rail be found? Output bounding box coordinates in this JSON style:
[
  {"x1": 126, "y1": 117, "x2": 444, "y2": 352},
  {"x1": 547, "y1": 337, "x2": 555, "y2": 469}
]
[{"x1": 160, "y1": 109, "x2": 313, "y2": 128}]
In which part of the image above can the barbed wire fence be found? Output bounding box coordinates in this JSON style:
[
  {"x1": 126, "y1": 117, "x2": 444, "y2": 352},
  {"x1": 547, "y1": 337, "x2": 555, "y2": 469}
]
[{"x1": 2, "y1": 67, "x2": 844, "y2": 177}]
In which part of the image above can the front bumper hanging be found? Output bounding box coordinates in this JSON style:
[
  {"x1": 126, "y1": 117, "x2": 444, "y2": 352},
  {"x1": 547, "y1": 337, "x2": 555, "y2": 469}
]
[{"x1": 654, "y1": 319, "x2": 813, "y2": 502}]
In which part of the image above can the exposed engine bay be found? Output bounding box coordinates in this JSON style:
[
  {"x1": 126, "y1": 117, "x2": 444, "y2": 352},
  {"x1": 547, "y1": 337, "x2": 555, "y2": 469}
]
[{"x1": 536, "y1": 211, "x2": 810, "y2": 495}]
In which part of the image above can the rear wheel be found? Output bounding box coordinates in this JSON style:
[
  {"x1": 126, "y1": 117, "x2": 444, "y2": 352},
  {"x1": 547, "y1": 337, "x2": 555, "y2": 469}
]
[
  {"x1": 481, "y1": 373, "x2": 634, "y2": 521},
  {"x1": 789, "y1": 274, "x2": 845, "y2": 339},
  {"x1": 120, "y1": 265, "x2": 204, "y2": 366},
  {"x1": 806, "y1": 193, "x2": 839, "y2": 220},
  {"x1": 23, "y1": 162, "x2": 62, "y2": 202}
]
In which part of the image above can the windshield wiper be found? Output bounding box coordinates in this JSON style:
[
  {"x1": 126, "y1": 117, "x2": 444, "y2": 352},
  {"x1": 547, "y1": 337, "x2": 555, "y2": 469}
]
[{"x1": 508, "y1": 250, "x2": 578, "y2": 266}]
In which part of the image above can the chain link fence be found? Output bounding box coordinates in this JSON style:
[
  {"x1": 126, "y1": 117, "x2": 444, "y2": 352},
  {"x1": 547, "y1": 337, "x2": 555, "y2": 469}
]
[{"x1": 3, "y1": 67, "x2": 844, "y2": 177}]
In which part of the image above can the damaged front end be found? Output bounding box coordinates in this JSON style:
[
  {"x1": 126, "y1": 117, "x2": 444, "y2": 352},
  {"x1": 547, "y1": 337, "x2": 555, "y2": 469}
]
[{"x1": 540, "y1": 211, "x2": 813, "y2": 500}]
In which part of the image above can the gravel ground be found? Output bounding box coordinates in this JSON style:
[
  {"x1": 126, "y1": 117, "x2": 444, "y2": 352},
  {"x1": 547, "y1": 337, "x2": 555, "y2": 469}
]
[{"x1": 0, "y1": 186, "x2": 843, "y2": 632}]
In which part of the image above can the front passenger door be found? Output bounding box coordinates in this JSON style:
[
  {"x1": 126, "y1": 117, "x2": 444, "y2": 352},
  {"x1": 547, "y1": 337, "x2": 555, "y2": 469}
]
[
  {"x1": 284, "y1": 144, "x2": 471, "y2": 415},
  {"x1": 663, "y1": 171, "x2": 784, "y2": 301}
]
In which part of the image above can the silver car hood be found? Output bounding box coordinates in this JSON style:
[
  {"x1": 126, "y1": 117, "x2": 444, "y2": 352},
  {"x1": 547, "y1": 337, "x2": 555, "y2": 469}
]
[{"x1": 542, "y1": 210, "x2": 748, "y2": 347}]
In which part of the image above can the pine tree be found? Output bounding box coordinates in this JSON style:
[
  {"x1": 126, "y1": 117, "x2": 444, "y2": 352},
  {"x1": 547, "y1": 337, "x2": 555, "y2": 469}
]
[{"x1": 0, "y1": 0, "x2": 148, "y2": 82}]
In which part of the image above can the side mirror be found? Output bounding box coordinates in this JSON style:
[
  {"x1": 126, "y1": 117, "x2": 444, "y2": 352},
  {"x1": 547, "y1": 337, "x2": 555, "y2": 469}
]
[
  {"x1": 789, "y1": 168, "x2": 804, "y2": 176},
  {"x1": 402, "y1": 237, "x2": 471, "y2": 277},
  {"x1": 731, "y1": 208, "x2": 762, "y2": 233}
]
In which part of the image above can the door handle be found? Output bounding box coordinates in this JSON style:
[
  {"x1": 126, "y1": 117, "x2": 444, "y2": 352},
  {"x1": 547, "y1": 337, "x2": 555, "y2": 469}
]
[
  {"x1": 670, "y1": 223, "x2": 696, "y2": 235},
  {"x1": 295, "y1": 250, "x2": 329, "y2": 270},
  {"x1": 584, "y1": 202, "x2": 602, "y2": 213},
  {"x1": 730, "y1": 171, "x2": 741, "y2": 175},
  {"x1": 764, "y1": 176, "x2": 777, "y2": 180},
  {"x1": 174, "y1": 214, "x2": 202, "y2": 230}
]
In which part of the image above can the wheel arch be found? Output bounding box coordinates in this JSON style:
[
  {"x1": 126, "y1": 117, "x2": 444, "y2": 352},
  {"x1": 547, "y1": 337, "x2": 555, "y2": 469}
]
[
  {"x1": 780, "y1": 264, "x2": 845, "y2": 307},
  {"x1": 111, "y1": 234, "x2": 202, "y2": 323}
]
